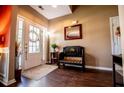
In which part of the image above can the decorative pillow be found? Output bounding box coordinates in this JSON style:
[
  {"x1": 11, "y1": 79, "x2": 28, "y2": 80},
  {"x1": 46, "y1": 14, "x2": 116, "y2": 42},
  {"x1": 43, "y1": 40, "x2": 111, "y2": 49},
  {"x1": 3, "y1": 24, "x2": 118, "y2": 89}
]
[{"x1": 64, "y1": 57, "x2": 82, "y2": 61}]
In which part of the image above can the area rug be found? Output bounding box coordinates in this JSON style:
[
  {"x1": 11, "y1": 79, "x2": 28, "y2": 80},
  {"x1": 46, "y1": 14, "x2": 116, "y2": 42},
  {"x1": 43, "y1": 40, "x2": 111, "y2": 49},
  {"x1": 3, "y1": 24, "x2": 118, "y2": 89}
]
[{"x1": 22, "y1": 64, "x2": 58, "y2": 80}]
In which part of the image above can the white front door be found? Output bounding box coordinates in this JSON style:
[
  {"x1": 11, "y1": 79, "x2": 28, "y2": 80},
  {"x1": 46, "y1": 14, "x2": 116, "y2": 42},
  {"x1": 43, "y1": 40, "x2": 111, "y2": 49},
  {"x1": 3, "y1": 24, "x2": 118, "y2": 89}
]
[
  {"x1": 23, "y1": 24, "x2": 43, "y2": 70},
  {"x1": 17, "y1": 16, "x2": 44, "y2": 70}
]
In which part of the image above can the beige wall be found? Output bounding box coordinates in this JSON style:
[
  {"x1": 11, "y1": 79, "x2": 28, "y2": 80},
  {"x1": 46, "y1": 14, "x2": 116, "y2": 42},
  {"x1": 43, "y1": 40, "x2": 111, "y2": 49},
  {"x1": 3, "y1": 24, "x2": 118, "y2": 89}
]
[
  {"x1": 18, "y1": 5, "x2": 48, "y2": 27},
  {"x1": 8, "y1": 6, "x2": 18, "y2": 80},
  {"x1": 49, "y1": 5, "x2": 118, "y2": 68}
]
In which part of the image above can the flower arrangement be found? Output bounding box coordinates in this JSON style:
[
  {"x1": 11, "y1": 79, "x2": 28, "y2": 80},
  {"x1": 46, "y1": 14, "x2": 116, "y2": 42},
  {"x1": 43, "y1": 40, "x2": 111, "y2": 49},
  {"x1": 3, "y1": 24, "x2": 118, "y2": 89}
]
[
  {"x1": 115, "y1": 27, "x2": 121, "y2": 37},
  {"x1": 51, "y1": 43, "x2": 58, "y2": 52},
  {"x1": 15, "y1": 41, "x2": 21, "y2": 70},
  {"x1": 15, "y1": 42, "x2": 20, "y2": 57}
]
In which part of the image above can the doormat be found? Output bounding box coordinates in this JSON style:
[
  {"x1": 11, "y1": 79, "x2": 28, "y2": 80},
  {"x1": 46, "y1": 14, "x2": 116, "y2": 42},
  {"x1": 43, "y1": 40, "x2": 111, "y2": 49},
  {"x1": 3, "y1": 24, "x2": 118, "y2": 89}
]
[{"x1": 22, "y1": 64, "x2": 58, "y2": 80}]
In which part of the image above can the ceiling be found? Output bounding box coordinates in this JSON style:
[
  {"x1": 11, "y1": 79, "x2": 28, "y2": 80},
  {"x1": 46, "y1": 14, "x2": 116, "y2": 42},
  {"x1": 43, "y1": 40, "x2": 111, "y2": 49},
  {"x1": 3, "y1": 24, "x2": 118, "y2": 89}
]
[{"x1": 30, "y1": 5, "x2": 72, "y2": 20}]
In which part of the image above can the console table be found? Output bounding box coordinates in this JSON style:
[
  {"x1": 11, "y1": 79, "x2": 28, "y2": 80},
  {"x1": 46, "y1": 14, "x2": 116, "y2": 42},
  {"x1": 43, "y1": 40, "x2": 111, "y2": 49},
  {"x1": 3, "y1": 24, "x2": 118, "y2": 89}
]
[
  {"x1": 50, "y1": 52, "x2": 59, "y2": 64},
  {"x1": 112, "y1": 55, "x2": 124, "y2": 87}
]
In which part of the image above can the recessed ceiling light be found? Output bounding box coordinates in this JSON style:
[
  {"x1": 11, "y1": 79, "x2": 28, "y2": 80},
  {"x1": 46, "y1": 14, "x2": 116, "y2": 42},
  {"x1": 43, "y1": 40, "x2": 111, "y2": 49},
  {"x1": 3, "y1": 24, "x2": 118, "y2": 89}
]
[{"x1": 51, "y1": 5, "x2": 58, "y2": 8}]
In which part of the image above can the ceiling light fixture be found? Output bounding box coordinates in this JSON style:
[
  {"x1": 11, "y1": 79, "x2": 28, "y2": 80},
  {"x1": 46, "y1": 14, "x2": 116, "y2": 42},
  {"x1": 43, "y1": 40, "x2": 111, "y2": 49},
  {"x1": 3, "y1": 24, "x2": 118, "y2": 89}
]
[
  {"x1": 38, "y1": 5, "x2": 44, "y2": 10},
  {"x1": 72, "y1": 20, "x2": 78, "y2": 24},
  {"x1": 52, "y1": 5, "x2": 58, "y2": 8}
]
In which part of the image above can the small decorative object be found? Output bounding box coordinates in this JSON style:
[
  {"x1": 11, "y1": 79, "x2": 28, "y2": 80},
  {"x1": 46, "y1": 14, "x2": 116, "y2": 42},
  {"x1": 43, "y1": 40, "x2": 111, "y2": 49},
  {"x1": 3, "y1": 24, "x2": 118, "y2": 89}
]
[
  {"x1": 115, "y1": 26, "x2": 120, "y2": 37},
  {"x1": 70, "y1": 48, "x2": 75, "y2": 52},
  {"x1": 15, "y1": 42, "x2": 20, "y2": 57},
  {"x1": 72, "y1": 20, "x2": 78, "y2": 24},
  {"x1": 64, "y1": 24, "x2": 82, "y2": 40},
  {"x1": 51, "y1": 43, "x2": 58, "y2": 52}
]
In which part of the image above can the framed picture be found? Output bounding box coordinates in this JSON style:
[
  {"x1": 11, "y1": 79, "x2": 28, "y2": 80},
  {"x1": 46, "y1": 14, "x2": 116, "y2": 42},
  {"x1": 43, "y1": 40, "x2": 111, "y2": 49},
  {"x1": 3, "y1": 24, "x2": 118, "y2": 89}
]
[{"x1": 64, "y1": 24, "x2": 82, "y2": 40}]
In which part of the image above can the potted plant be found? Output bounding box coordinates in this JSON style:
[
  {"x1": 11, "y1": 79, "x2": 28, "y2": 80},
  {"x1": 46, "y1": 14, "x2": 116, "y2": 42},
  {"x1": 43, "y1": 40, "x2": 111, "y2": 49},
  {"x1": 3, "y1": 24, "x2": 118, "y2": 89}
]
[{"x1": 51, "y1": 43, "x2": 58, "y2": 52}]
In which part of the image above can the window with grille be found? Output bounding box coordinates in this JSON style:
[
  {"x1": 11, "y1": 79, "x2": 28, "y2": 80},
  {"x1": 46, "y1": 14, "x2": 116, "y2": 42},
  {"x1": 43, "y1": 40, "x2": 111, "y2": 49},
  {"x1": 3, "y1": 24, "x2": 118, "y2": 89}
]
[{"x1": 29, "y1": 25, "x2": 40, "y2": 53}]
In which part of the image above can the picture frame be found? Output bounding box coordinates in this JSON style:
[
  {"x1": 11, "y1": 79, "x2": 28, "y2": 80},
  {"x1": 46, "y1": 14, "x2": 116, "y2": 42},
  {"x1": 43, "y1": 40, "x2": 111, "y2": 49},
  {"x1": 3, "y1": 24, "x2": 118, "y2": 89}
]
[{"x1": 64, "y1": 24, "x2": 82, "y2": 40}]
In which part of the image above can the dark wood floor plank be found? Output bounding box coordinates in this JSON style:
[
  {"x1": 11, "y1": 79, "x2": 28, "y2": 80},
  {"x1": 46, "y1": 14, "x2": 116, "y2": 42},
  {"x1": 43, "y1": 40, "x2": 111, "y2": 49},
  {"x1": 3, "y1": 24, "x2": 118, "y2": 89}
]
[{"x1": 0, "y1": 67, "x2": 112, "y2": 87}]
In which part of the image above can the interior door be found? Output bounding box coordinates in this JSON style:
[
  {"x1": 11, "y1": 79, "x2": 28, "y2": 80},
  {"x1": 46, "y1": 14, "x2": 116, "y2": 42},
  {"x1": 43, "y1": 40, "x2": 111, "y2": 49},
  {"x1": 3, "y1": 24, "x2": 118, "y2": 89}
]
[{"x1": 23, "y1": 23, "x2": 43, "y2": 70}]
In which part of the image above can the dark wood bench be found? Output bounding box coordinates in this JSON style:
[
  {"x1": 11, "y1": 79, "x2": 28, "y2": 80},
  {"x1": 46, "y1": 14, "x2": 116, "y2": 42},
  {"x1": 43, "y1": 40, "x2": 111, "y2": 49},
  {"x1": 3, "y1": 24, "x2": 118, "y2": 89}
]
[{"x1": 58, "y1": 46, "x2": 85, "y2": 71}]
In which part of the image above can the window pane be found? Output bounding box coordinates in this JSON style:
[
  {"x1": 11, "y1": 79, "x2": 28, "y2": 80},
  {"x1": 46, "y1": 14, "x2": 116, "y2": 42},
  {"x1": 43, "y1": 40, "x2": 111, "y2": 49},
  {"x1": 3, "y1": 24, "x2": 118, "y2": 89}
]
[
  {"x1": 19, "y1": 20, "x2": 23, "y2": 29},
  {"x1": 32, "y1": 46, "x2": 35, "y2": 52},
  {"x1": 29, "y1": 32, "x2": 33, "y2": 41},
  {"x1": 36, "y1": 46, "x2": 39, "y2": 52},
  {"x1": 29, "y1": 47, "x2": 32, "y2": 53},
  {"x1": 32, "y1": 42, "x2": 35, "y2": 47},
  {"x1": 33, "y1": 32, "x2": 37, "y2": 41},
  {"x1": 18, "y1": 29, "x2": 22, "y2": 34},
  {"x1": 18, "y1": 34, "x2": 22, "y2": 38},
  {"x1": 29, "y1": 41, "x2": 32, "y2": 47},
  {"x1": 28, "y1": 25, "x2": 40, "y2": 53},
  {"x1": 34, "y1": 27, "x2": 36, "y2": 32},
  {"x1": 37, "y1": 28, "x2": 40, "y2": 35},
  {"x1": 17, "y1": 19, "x2": 23, "y2": 54},
  {"x1": 30, "y1": 25, "x2": 33, "y2": 31},
  {"x1": 36, "y1": 41, "x2": 39, "y2": 47}
]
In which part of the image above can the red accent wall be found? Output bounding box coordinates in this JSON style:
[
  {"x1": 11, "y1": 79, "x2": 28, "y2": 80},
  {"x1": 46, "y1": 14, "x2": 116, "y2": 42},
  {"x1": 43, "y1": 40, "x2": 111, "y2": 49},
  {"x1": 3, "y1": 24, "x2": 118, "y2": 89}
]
[{"x1": 0, "y1": 5, "x2": 12, "y2": 47}]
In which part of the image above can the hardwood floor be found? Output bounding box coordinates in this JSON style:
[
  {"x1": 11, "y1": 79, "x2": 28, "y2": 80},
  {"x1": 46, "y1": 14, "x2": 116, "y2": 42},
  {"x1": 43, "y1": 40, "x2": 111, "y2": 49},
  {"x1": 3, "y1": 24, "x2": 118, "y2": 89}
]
[{"x1": 0, "y1": 67, "x2": 112, "y2": 87}]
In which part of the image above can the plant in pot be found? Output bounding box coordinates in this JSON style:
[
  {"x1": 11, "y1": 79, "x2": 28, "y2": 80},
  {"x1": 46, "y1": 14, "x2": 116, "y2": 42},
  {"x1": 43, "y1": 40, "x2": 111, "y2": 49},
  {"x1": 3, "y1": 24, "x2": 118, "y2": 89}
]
[{"x1": 51, "y1": 43, "x2": 58, "y2": 52}]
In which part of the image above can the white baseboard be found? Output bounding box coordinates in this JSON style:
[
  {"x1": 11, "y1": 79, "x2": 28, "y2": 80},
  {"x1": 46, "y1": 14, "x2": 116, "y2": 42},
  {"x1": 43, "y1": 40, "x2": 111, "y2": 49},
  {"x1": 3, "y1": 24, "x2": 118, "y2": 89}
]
[
  {"x1": 0, "y1": 79, "x2": 16, "y2": 86},
  {"x1": 86, "y1": 65, "x2": 112, "y2": 71},
  {"x1": 65, "y1": 64, "x2": 112, "y2": 71}
]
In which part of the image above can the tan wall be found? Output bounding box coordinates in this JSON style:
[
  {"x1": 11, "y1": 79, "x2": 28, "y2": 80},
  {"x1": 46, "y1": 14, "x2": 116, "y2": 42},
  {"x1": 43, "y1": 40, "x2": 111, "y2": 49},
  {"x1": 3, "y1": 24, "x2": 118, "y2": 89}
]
[
  {"x1": 49, "y1": 5, "x2": 118, "y2": 68},
  {"x1": 8, "y1": 6, "x2": 18, "y2": 80},
  {"x1": 18, "y1": 5, "x2": 48, "y2": 27}
]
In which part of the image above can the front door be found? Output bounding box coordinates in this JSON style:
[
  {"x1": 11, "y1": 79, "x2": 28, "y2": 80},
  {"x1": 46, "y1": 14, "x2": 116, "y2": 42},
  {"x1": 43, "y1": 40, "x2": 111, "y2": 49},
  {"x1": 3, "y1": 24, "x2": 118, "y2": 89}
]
[
  {"x1": 17, "y1": 16, "x2": 44, "y2": 70},
  {"x1": 24, "y1": 23, "x2": 43, "y2": 70}
]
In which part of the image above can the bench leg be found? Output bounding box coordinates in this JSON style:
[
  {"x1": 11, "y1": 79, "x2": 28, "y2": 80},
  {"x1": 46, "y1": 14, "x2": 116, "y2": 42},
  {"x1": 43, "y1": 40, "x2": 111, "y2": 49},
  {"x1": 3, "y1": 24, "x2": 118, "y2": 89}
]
[
  {"x1": 58, "y1": 62, "x2": 60, "y2": 69},
  {"x1": 81, "y1": 65, "x2": 85, "y2": 72},
  {"x1": 63, "y1": 63, "x2": 65, "y2": 68},
  {"x1": 83, "y1": 65, "x2": 85, "y2": 72}
]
